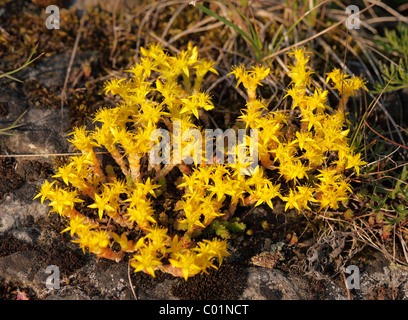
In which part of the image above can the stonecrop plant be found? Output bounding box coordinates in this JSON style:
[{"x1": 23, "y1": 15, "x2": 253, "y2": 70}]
[{"x1": 34, "y1": 43, "x2": 367, "y2": 280}]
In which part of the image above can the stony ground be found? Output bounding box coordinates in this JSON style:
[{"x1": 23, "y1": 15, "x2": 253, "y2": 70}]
[
  {"x1": 1, "y1": 80, "x2": 408, "y2": 300},
  {"x1": 1, "y1": 0, "x2": 408, "y2": 301}
]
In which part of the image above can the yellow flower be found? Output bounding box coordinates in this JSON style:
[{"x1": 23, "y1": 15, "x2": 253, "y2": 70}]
[
  {"x1": 200, "y1": 238, "x2": 229, "y2": 266},
  {"x1": 136, "y1": 177, "x2": 161, "y2": 198},
  {"x1": 125, "y1": 64, "x2": 144, "y2": 79},
  {"x1": 68, "y1": 126, "x2": 99, "y2": 152},
  {"x1": 61, "y1": 215, "x2": 86, "y2": 237},
  {"x1": 207, "y1": 175, "x2": 229, "y2": 202},
  {"x1": 131, "y1": 248, "x2": 162, "y2": 277},
  {"x1": 33, "y1": 180, "x2": 55, "y2": 203},
  {"x1": 88, "y1": 193, "x2": 116, "y2": 220},
  {"x1": 88, "y1": 229, "x2": 110, "y2": 250},
  {"x1": 112, "y1": 233, "x2": 135, "y2": 252},
  {"x1": 295, "y1": 185, "x2": 316, "y2": 211},
  {"x1": 34, "y1": 42, "x2": 370, "y2": 281},
  {"x1": 169, "y1": 249, "x2": 203, "y2": 281},
  {"x1": 248, "y1": 65, "x2": 270, "y2": 81},
  {"x1": 52, "y1": 164, "x2": 77, "y2": 186},
  {"x1": 135, "y1": 102, "x2": 166, "y2": 127},
  {"x1": 229, "y1": 65, "x2": 270, "y2": 100},
  {"x1": 140, "y1": 43, "x2": 168, "y2": 64},
  {"x1": 253, "y1": 181, "x2": 281, "y2": 209},
  {"x1": 144, "y1": 225, "x2": 170, "y2": 252},
  {"x1": 180, "y1": 92, "x2": 214, "y2": 119},
  {"x1": 168, "y1": 234, "x2": 184, "y2": 255},
  {"x1": 278, "y1": 159, "x2": 310, "y2": 182},
  {"x1": 294, "y1": 131, "x2": 314, "y2": 151},
  {"x1": 345, "y1": 152, "x2": 367, "y2": 176},
  {"x1": 177, "y1": 198, "x2": 206, "y2": 232},
  {"x1": 237, "y1": 99, "x2": 266, "y2": 129},
  {"x1": 316, "y1": 168, "x2": 341, "y2": 186},
  {"x1": 169, "y1": 45, "x2": 197, "y2": 78},
  {"x1": 287, "y1": 47, "x2": 313, "y2": 89},
  {"x1": 304, "y1": 88, "x2": 329, "y2": 112},
  {"x1": 194, "y1": 59, "x2": 218, "y2": 90},
  {"x1": 140, "y1": 56, "x2": 159, "y2": 77},
  {"x1": 199, "y1": 196, "x2": 224, "y2": 225},
  {"x1": 280, "y1": 188, "x2": 303, "y2": 212},
  {"x1": 126, "y1": 200, "x2": 156, "y2": 230},
  {"x1": 48, "y1": 189, "x2": 83, "y2": 216},
  {"x1": 103, "y1": 78, "x2": 126, "y2": 96},
  {"x1": 326, "y1": 69, "x2": 367, "y2": 98}
]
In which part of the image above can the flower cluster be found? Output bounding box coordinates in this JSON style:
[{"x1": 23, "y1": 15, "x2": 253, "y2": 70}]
[
  {"x1": 35, "y1": 43, "x2": 228, "y2": 279},
  {"x1": 231, "y1": 47, "x2": 367, "y2": 212},
  {"x1": 35, "y1": 44, "x2": 367, "y2": 280}
]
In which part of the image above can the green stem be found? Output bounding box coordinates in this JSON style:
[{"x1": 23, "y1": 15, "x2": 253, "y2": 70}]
[
  {"x1": 0, "y1": 44, "x2": 44, "y2": 81},
  {"x1": 196, "y1": 3, "x2": 262, "y2": 61}
]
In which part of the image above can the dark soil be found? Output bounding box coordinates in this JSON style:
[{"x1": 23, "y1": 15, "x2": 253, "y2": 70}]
[
  {"x1": 0, "y1": 277, "x2": 38, "y2": 300},
  {"x1": 0, "y1": 233, "x2": 35, "y2": 257},
  {"x1": 171, "y1": 263, "x2": 248, "y2": 300},
  {"x1": 0, "y1": 0, "x2": 407, "y2": 301},
  {"x1": 0, "y1": 158, "x2": 53, "y2": 200},
  {"x1": 0, "y1": 234, "x2": 37, "y2": 299},
  {"x1": 0, "y1": 156, "x2": 398, "y2": 300},
  {"x1": 0, "y1": 227, "x2": 87, "y2": 300},
  {"x1": 0, "y1": 158, "x2": 25, "y2": 200},
  {"x1": 369, "y1": 285, "x2": 403, "y2": 300}
]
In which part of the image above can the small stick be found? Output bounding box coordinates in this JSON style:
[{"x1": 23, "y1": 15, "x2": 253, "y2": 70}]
[
  {"x1": 61, "y1": 9, "x2": 87, "y2": 119},
  {"x1": 110, "y1": 0, "x2": 122, "y2": 67},
  {"x1": 341, "y1": 270, "x2": 352, "y2": 300},
  {"x1": 128, "y1": 260, "x2": 138, "y2": 300}
]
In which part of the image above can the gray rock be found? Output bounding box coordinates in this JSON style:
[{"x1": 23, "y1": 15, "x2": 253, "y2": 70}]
[
  {"x1": 44, "y1": 291, "x2": 91, "y2": 300},
  {"x1": 84, "y1": 261, "x2": 133, "y2": 300},
  {"x1": 1, "y1": 108, "x2": 70, "y2": 158},
  {"x1": 240, "y1": 266, "x2": 349, "y2": 300},
  {"x1": 321, "y1": 281, "x2": 348, "y2": 300},
  {"x1": 240, "y1": 267, "x2": 314, "y2": 300},
  {"x1": 0, "y1": 87, "x2": 70, "y2": 159},
  {"x1": 360, "y1": 261, "x2": 408, "y2": 300},
  {"x1": 0, "y1": 251, "x2": 42, "y2": 288},
  {"x1": 80, "y1": 259, "x2": 178, "y2": 300},
  {"x1": 0, "y1": 87, "x2": 27, "y2": 124},
  {"x1": 35, "y1": 224, "x2": 62, "y2": 248},
  {"x1": 138, "y1": 279, "x2": 178, "y2": 300},
  {"x1": 0, "y1": 182, "x2": 50, "y2": 235},
  {"x1": 23, "y1": 51, "x2": 99, "y2": 89},
  {"x1": 10, "y1": 226, "x2": 41, "y2": 245}
]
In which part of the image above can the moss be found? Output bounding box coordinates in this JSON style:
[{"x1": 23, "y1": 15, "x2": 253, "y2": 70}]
[{"x1": 171, "y1": 263, "x2": 247, "y2": 300}]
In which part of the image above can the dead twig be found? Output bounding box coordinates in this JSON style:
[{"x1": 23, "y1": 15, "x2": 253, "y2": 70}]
[
  {"x1": 128, "y1": 260, "x2": 138, "y2": 300},
  {"x1": 109, "y1": 0, "x2": 122, "y2": 68},
  {"x1": 341, "y1": 270, "x2": 352, "y2": 300},
  {"x1": 60, "y1": 9, "x2": 87, "y2": 119},
  {"x1": 261, "y1": 0, "x2": 382, "y2": 62}
]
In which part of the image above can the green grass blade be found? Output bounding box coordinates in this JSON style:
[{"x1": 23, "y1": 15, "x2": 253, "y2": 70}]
[
  {"x1": 0, "y1": 44, "x2": 44, "y2": 80},
  {"x1": 0, "y1": 109, "x2": 28, "y2": 135},
  {"x1": 196, "y1": 3, "x2": 262, "y2": 61},
  {"x1": 216, "y1": 0, "x2": 262, "y2": 50}
]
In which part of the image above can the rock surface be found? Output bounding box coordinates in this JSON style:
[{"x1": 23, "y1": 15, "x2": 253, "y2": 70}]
[
  {"x1": 240, "y1": 267, "x2": 315, "y2": 300},
  {"x1": 0, "y1": 86, "x2": 70, "y2": 158},
  {"x1": 31, "y1": 0, "x2": 142, "y2": 12},
  {"x1": 1, "y1": 0, "x2": 408, "y2": 302},
  {"x1": 0, "y1": 182, "x2": 49, "y2": 234},
  {"x1": 1, "y1": 80, "x2": 407, "y2": 301}
]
